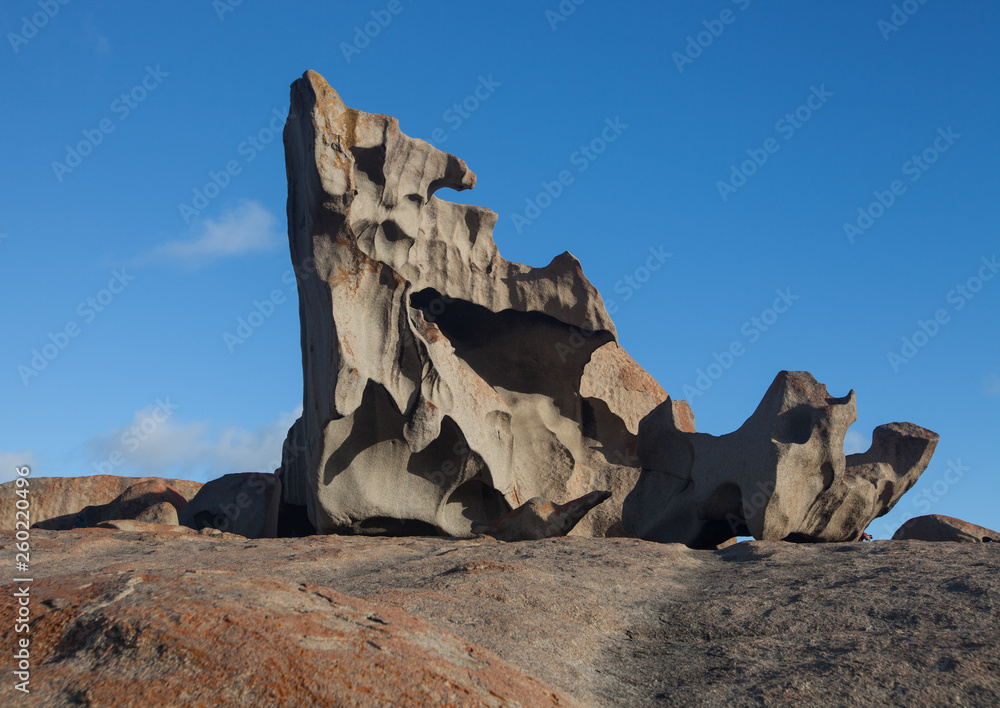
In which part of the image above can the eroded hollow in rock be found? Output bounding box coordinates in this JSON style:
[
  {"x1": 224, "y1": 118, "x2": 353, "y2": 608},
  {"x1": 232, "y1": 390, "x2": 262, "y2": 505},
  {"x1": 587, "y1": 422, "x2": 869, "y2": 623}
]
[{"x1": 409, "y1": 287, "x2": 613, "y2": 411}]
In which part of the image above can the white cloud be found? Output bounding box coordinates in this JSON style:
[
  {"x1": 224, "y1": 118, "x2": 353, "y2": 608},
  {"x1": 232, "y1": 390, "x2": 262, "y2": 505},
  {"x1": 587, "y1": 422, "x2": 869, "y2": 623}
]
[
  {"x1": 843, "y1": 429, "x2": 869, "y2": 455},
  {"x1": 984, "y1": 372, "x2": 1000, "y2": 396},
  {"x1": 0, "y1": 451, "x2": 37, "y2": 485},
  {"x1": 88, "y1": 405, "x2": 302, "y2": 482},
  {"x1": 136, "y1": 200, "x2": 280, "y2": 269}
]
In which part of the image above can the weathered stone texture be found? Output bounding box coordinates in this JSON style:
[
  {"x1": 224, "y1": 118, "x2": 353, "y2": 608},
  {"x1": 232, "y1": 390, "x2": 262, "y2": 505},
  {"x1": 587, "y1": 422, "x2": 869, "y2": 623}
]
[{"x1": 279, "y1": 70, "x2": 666, "y2": 538}]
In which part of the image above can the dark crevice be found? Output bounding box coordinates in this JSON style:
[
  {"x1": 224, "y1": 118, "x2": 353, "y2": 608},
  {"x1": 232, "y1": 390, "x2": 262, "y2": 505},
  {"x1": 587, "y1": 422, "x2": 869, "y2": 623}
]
[
  {"x1": 772, "y1": 405, "x2": 816, "y2": 444},
  {"x1": 447, "y1": 479, "x2": 510, "y2": 523},
  {"x1": 380, "y1": 220, "x2": 410, "y2": 243},
  {"x1": 464, "y1": 210, "x2": 481, "y2": 245},
  {"x1": 349, "y1": 145, "x2": 386, "y2": 188},
  {"x1": 336, "y1": 517, "x2": 446, "y2": 537},
  {"x1": 276, "y1": 503, "x2": 317, "y2": 537},
  {"x1": 408, "y1": 287, "x2": 613, "y2": 419}
]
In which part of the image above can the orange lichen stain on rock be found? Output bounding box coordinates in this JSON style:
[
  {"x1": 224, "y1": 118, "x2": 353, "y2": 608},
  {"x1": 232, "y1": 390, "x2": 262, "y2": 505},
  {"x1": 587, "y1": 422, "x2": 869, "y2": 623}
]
[
  {"x1": 425, "y1": 400, "x2": 438, "y2": 410},
  {"x1": 335, "y1": 337, "x2": 355, "y2": 362},
  {"x1": 12, "y1": 570, "x2": 569, "y2": 707},
  {"x1": 326, "y1": 240, "x2": 400, "y2": 297},
  {"x1": 411, "y1": 313, "x2": 446, "y2": 344},
  {"x1": 671, "y1": 399, "x2": 696, "y2": 434},
  {"x1": 619, "y1": 365, "x2": 665, "y2": 396}
]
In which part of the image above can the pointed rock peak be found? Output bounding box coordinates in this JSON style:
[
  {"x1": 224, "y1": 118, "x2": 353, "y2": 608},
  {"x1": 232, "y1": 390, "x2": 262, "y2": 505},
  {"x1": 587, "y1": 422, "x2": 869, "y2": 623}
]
[{"x1": 300, "y1": 69, "x2": 347, "y2": 116}]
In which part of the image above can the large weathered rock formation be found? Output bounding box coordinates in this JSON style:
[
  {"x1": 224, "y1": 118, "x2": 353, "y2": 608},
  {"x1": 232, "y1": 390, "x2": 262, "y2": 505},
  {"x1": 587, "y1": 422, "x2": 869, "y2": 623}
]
[
  {"x1": 278, "y1": 70, "x2": 668, "y2": 537},
  {"x1": 623, "y1": 371, "x2": 939, "y2": 547}
]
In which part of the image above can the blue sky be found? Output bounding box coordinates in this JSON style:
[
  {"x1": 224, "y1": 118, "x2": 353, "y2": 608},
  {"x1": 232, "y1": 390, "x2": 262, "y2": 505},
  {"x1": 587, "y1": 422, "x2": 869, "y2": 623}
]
[{"x1": 2, "y1": 1, "x2": 997, "y2": 538}]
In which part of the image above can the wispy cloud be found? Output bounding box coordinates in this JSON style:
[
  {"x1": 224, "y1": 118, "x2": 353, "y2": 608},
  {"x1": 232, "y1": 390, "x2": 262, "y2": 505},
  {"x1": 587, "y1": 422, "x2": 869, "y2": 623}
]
[
  {"x1": 984, "y1": 372, "x2": 1000, "y2": 396},
  {"x1": 844, "y1": 429, "x2": 868, "y2": 455},
  {"x1": 135, "y1": 200, "x2": 280, "y2": 269},
  {"x1": 88, "y1": 405, "x2": 301, "y2": 482},
  {"x1": 0, "y1": 450, "x2": 37, "y2": 485}
]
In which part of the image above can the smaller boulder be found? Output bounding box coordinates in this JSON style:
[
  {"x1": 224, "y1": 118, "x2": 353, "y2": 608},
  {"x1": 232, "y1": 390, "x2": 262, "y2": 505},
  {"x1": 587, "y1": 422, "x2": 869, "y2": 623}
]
[
  {"x1": 134, "y1": 500, "x2": 180, "y2": 526},
  {"x1": 178, "y1": 473, "x2": 281, "y2": 539},
  {"x1": 472, "y1": 490, "x2": 612, "y2": 542},
  {"x1": 892, "y1": 515, "x2": 1000, "y2": 543},
  {"x1": 75, "y1": 480, "x2": 188, "y2": 528}
]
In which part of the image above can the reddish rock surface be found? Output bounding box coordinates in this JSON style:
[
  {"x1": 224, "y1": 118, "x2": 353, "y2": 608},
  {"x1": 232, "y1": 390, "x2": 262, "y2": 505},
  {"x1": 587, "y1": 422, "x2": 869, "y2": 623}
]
[
  {"x1": 15, "y1": 569, "x2": 567, "y2": 707},
  {"x1": 3, "y1": 528, "x2": 998, "y2": 705},
  {"x1": 0, "y1": 475, "x2": 203, "y2": 530}
]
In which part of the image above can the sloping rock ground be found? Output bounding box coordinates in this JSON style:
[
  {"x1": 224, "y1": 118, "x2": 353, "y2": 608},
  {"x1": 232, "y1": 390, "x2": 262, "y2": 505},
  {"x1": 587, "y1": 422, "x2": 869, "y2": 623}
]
[
  {"x1": 2, "y1": 530, "x2": 997, "y2": 706},
  {"x1": 19, "y1": 571, "x2": 564, "y2": 707}
]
